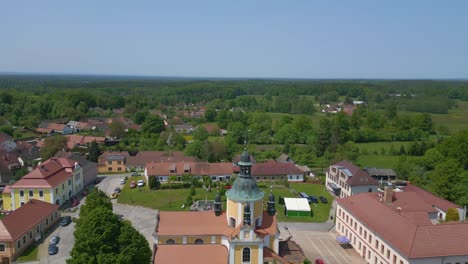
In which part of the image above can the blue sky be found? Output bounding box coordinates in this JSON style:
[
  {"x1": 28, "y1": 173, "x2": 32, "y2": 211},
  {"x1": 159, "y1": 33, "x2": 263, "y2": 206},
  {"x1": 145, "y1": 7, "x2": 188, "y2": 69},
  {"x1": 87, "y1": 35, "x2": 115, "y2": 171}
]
[{"x1": 1, "y1": 1, "x2": 467, "y2": 78}]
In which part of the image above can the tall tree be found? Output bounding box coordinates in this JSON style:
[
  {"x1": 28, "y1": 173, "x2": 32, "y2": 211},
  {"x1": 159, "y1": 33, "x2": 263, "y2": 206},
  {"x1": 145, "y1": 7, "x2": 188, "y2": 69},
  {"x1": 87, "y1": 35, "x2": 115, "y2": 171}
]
[
  {"x1": 40, "y1": 134, "x2": 68, "y2": 160},
  {"x1": 141, "y1": 115, "x2": 165, "y2": 134},
  {"x1": 108, "y1": 120, "x2": 126, "y2": 138},
  {"x1": 88, "y1": 141, "x2": 101, "y2": 162}
]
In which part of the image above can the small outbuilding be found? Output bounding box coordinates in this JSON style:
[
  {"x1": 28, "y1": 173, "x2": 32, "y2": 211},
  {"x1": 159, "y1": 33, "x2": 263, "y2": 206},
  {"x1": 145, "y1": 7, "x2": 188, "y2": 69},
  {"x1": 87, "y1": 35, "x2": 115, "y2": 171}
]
[{"x1": 283, "y1": 198, "x2": 311, "y2": 217}]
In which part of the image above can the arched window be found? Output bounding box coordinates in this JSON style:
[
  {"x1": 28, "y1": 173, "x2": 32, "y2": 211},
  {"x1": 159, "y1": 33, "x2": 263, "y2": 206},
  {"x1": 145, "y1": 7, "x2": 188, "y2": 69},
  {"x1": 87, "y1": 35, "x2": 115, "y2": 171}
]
[
  {"x1": 242, "y1": 247, "x2": 250, "y2": 262},
  {"x1": 166, "y1": 239, "x2": 175, "y2": 244},
  {"x1": 194, "y1": 239, "x2": 204, "y2": 244},
  {"x1": 229, "y1": 217, "x2": 236, "y2": 228}
]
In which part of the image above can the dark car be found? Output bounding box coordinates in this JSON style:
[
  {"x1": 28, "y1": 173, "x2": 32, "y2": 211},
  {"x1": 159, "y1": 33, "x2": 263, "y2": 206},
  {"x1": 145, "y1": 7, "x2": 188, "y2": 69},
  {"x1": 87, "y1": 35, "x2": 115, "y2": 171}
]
[
  {"x1": 131, "y1": 172, "x2": 140, "y2": 177},
  {"x1": 315, "y1": 259, "x2": 325, "y2": 264},
  {"x1": 71, "y1": 197, "x2": 80, "y2": 207},
  {"x1": 114, "y1": 187, "x2": 121, "y2": 193},
  {"x1": 319, "y1": 196, "x2": 328, "y2": 203},
  {"x1": 60, "y1": 216, "x2": 72, "y2": 226},
  {"x1": 310, "y1": 195, "x2": 318, "y2": 204},
  {"x1": 48, "y1": 243, "x2": 58, "y2": 255}
]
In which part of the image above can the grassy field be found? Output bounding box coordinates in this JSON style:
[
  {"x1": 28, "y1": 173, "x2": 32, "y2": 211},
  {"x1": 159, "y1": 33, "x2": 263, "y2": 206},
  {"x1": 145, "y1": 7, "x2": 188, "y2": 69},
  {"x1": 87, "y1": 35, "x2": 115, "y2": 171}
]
[
  {"x1": 431, "y1": 100, "x2": 468, "y2": 135},
  {"x1": 118, "y1": 178, "x2": 333, "y2": 223},
  {"x1": 355, "y1": 141, "x2": 413, "y2": 155},
  {"x1": 356, "y1": 155, "x2": 400, "y2": 169},
  {"x1": 16, "y1": 244, "x2": 39, "y2": 262}
]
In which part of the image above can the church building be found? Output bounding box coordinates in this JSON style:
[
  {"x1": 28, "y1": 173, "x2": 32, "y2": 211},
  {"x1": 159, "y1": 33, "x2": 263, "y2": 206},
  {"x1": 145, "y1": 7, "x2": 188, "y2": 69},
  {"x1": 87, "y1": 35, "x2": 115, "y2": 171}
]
[{"x1": 153, "y1": 149, "x2": 288, "y2": 263}]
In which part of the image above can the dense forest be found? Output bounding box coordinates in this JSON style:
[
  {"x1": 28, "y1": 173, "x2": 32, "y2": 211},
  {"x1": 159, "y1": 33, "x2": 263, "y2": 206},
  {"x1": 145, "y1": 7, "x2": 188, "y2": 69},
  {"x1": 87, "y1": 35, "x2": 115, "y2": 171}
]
[{"x1": 1, "y1": 74, "x2": 467, "y2": 206}]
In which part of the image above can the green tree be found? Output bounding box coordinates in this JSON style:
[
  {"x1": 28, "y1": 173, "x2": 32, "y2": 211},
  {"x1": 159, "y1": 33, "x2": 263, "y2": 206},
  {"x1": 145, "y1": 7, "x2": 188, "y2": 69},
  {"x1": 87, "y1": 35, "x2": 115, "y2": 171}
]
[
  {"x1": 205, "y1": 107, "x2": 216, "y2": 122},
  {"x1": 148, "y1": 176, "x2": 157, "y2": 190},
  {"x1": 79, "y1": 189, "x2": 113, "y2": 219},
  {"x1": 88, "y1": 140, "x2": 101, "y2": 162},
  {"x1": 141, "y1": 115, "x2": 165, "y2": 134},
  {"x1": 117, "y1": 221, "x2": 152, "y2": 264},
  {"x1": 428, "y1": 159, "x2": 463, "y2": 202},
  {"x1": 420, "y1": 148, "x2": 444, "y2": 170},
  {"x1": 108, "y1": 120, "x2": 126, "y2": 138},
  {"x1": 40, "y1": 134, "x2": 68, "y2": 160},
  {"x1": 193, "y1": 126, "x2": 209, "y2": 141},
  {"x1": 445, "y1": 208, "x2": 460, "y2": 222}
]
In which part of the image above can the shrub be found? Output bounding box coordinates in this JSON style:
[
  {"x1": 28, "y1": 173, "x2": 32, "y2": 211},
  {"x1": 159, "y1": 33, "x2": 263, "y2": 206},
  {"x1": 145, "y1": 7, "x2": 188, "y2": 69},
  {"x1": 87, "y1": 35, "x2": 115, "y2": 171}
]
[{"x1": 446, "y1": 208, "x2": 460, "y2": 222}]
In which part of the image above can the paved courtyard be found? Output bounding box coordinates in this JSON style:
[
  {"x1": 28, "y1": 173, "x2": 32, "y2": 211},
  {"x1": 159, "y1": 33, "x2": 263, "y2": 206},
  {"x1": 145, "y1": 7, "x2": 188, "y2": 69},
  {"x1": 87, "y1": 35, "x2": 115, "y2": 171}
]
[{"x1": 278, "y1": 221, "x2": 365, "y2": 264}]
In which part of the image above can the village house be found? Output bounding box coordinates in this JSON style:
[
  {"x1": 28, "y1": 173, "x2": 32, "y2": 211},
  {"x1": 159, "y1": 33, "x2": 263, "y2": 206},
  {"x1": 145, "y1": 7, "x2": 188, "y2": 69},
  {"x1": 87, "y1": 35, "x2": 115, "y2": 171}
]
[
  {"x1": 0, "y1": 200, "x2": 59, "y2": 263},
  {"x1": 54, "y1": 150, "x2": 97, "y2": 187},
  {"x1": 66, "y1": 120, "x2": 91, "y2": 132},
  {"x1": 326, "y1": 160, "x2": 379, "y2": 197},
  {"x1": 364, "y1": 167, "x2": 398, "y2": 182},
  {"x1": 252, "y1": 160, "x2": 305, "y2": 182},
  {"x1": 65, "y1": 134, "x2": 105, "y2": 150},
  {"x1": 0, "y1": 138, "x2": 40, "y2": 184},
  {"x1": 173, "y1": 124, "x2": 194, "y2": 134},
  {"x1": 0, "y1": 133, "x2": 16, "y2": 153},
  {"x1": 36, "y1": 122, "x2": 74, "y2": 135},
  {"x1": 335, "y1": 188, "x2": 468, "y2": 264},
  {"x1": 2, "y1": 157, "x2": 84, "y2": 211},
  {"x1": 97, "y1": 151, "x2": 129, "y2": 173},
  {"x1": 126, "y1": 151, "x2": 198, "y2": 171},
  {"x1": 145, "y1": 161, "x2": 234, "y2": 182}
]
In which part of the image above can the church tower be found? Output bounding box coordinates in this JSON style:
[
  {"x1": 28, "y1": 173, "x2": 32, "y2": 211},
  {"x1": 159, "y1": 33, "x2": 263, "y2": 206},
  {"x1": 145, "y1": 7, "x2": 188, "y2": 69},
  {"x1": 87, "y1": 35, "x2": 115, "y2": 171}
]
[{"x1": 226, "y1": 149, "x2": 264, "y2": 228}]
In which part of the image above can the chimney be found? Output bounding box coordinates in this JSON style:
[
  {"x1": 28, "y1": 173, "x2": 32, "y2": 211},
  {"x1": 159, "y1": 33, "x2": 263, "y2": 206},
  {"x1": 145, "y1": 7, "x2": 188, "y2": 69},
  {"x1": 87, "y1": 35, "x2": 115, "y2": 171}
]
[{"x1": 383, "y1": 187, "x2": 393, "y2": 204}]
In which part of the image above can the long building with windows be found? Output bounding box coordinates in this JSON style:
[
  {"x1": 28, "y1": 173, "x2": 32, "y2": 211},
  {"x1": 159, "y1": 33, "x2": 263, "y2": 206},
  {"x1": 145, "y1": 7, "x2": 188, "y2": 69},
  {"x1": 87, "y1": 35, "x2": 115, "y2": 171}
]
[
  {"x1": 326, "y1": 160, "x2": 379, "y2": 198},
  {"x1": 335, "y1": 188, "x2": 468, "y2": 264},
  {"x1": 152, "y1": 150, "x2": 290, "y2": 264},
  {"x1": 2, "y1": 157, "x2": 84, "y2": 211}
]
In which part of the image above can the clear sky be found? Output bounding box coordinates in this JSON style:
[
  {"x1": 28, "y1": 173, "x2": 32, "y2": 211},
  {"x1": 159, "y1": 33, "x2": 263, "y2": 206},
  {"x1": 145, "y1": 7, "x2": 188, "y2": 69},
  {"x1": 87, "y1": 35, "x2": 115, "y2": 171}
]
[{"x1": 1, "y1": 1, "x2": 467, "y2": 79}]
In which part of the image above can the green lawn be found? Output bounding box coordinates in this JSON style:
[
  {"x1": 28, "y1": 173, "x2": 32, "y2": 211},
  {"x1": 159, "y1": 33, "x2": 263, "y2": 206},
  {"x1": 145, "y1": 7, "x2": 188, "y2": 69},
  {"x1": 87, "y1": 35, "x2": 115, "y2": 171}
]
[
  {"x1": 16, "y1": 244, "x2": 39, "y2": 262},
  {"x1": 355, "y1": 141, "x2": 413, "y2": 155},
  {"x1": 357, "y1": 155, "x2": 401, "y2": 169},
  {"x1": 117, "y1": 176, "x2": 219, "y2": 211},
  {"x1": 431, "y1": 100, "x2": 468, "y2": 135},
  {"x1": 118, "y1": 178, "x2": 333, "y2": 223}
]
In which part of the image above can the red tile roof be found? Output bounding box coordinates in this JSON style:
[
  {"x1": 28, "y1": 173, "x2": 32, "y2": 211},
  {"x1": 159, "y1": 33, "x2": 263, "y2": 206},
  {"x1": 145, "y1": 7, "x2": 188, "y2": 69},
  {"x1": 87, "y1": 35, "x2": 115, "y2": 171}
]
[
  {"x1": 146, "y1": 162, "x2": 233, "y2": 177},
  {"x1": 402, "y1": 184, "x2": 460, "y2": 211},
  {"x1": 154, "y1": 244, "x2": 228, "y2": 264},
  {"x1": 252, "y1": 160, "x2": 303, "y2": 176},
  {"x1": 65, "y1": 135, "x2": 105, "y2": 149},
  {"x1": 157, "y1": 211, "x2": 231, "y2": 236},
  {"x1": 333, "y1": 160, "x2": 378, "y2": 186},
  {"x1": 0, "y1": 199, "x2": 59, "y2": 241},
  {"x1": 126, "y1": 151, "x2": 197, "y2": 166},
  {"x1": 337, "y1": 192, "x2": 468, "y2": 259},
  {"x1": 12, "y1": 158, "x2": 75, "y2": 189}
]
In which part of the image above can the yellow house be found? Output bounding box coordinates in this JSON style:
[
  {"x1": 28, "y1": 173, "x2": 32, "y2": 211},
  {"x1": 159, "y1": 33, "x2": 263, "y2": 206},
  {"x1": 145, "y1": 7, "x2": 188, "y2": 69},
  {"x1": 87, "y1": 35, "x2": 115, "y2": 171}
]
[
  {"x1": 97, "y1": 151, "x2": 129, "y2": 173},
  {"x1": 153, "y1": 149, "x2": 292, "y2": 264},
  {"x1": 0, "y1": 199, "x2": 59, "y2": 263},
  {"x1": 3, "y1": 157, "x2": 84, "y2": 211}
]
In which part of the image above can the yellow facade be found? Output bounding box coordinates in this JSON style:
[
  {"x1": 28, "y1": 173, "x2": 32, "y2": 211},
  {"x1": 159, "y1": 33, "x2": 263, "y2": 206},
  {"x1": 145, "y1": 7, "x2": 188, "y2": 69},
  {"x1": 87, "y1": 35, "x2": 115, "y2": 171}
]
[
  {"x1": 158, "y1": 235, "x2": 223, "y2": 245},
  {"x1": 98, "y1": 160, "x2": 126, "y2": 173},
  {"x1": 234, "y1": 245, "x2": 260, "y2": 264},
  {"x1": 227, "y1": 199, "x2": 238, "y2": 222},
  {"x1": 5, "y1": 168, "x2": 83, "y2": 211}
]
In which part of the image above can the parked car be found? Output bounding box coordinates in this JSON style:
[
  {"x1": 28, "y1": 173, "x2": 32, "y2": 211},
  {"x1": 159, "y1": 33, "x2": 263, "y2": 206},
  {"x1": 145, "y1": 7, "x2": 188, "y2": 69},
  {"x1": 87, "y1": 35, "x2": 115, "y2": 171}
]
[
  {"x1": 319, "y1": 196, "x2": 328, "y2": 203},
  {"x1": 71, "y1": 198, "x2": 80, "y2": 207},
  {"x1": 315, "y1": 259, "x2": 325, "y2": 264},
  {"x1": 60, "y1": 216, "x2": 72, "y2": 226},
  {"x1": 120, "y1": 178, "x2": 126, "y2": 185},
  {"x1": 137, "y1": 180, "x2": 145, "y2": 187},
  {"x1": 114, "y1": 187, "x2": 121, "y2": 193},
  {"x1": 50, "y1": 235, "x2": 60, "y2": 244},
  {"x1": 131, "y1": 172, "x2": 140, "y2": 177},
  {"x1": 129, "y1": 181, "x2": 136, "y2": 189},
  {"x1": 310, "y1": 195, "x2": 318, "y2": 204},
  {"x1": 299, "y1": 192, "x2": 313, "y2": 204},
  {"x1": 111, "y1": 192, "x2": 119, "y2": 199},
  {"x1": 122, "y1": 175, "x2": 128, "y2": 180},
  {"x1": 48, "y1": 243, "x2": 58, "y2": 255}
]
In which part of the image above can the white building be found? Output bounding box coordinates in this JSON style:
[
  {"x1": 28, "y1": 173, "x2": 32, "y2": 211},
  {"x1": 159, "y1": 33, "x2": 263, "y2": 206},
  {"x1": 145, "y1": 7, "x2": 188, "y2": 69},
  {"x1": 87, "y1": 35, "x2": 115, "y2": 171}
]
[
  {"x1": 326, "y1": 160, "x2": 379, "y2": 198},
  {"x1": 335, "y1": 188, "x2": 468, "y2": 264}
]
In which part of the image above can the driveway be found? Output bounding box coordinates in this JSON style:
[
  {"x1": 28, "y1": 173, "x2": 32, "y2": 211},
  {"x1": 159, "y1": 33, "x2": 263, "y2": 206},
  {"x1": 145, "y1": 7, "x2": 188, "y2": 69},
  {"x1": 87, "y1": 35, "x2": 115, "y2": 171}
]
[{"x1": 97, "y1": 175, "x2": 159, "y2": 248}]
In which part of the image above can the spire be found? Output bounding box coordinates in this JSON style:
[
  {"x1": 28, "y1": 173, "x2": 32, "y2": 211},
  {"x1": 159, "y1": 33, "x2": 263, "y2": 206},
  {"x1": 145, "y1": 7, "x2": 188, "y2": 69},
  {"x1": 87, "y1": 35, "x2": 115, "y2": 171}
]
[
  {"x1": 267, "y1": 188, "x2": 276, "y2": 216},
  {"x1": 214, "y1": 192, "x2": 222, "y2": 216}
]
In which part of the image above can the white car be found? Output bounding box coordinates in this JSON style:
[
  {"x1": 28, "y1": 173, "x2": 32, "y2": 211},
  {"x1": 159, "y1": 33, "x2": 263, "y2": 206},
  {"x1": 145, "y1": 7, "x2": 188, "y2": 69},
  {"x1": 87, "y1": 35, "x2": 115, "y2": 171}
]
[
  {"x1": 120, "y1": 178, "x2": 126, "y2": 185},
  {"x1": 137, "y1": 180, "x2": 145, "y2": 187}
]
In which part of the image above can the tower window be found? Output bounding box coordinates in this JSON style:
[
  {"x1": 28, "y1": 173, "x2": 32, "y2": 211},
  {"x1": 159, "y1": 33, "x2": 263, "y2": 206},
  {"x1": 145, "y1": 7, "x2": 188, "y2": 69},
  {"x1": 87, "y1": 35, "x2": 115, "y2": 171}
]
[
  {"x1": 165, "y1": 239, "x2": 175, "y2": 244},
  {"x1": 229, "y1": 217, "x2": 236, "y2": 228},
  {"x1": 242, "y1": 247, "x2": 250, "y2": 262},
  {"x1": 194, "y1": 239, "x2": 204, "y2": 244}
]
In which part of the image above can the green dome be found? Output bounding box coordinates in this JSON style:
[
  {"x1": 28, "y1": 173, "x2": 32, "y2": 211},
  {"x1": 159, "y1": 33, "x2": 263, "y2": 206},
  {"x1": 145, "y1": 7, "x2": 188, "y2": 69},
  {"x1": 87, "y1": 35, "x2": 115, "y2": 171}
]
[{"x1": 226, "y1": 176, "x2": 264, "y2": 202}]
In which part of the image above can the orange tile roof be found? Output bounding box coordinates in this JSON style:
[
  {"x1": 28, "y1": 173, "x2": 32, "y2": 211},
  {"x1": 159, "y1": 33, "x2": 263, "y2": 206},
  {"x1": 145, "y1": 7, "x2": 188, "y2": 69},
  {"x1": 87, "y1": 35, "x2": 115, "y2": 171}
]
[
  {"x1": 337, "y1": 192, "x2": 468, "y2": 258},
  {"x1": 0, "y1": 199, "x2": 59, "y2": 241},
  {"x1": 264, "y1": 247, "x2": 291, "y2": 264},
  {"x1": 65, "y1": 135, "x2": 105, "y2": 149},
  {"x1": 252, "y1": 160, "x2": 303, "y2": 176},
  {"x1": 146, "y1": 162, "x2": 233, "y2": 177},
  {"x1": 154, "y1": 244, "x2": 228, "y2": 264},
  {"x1": 157, "y1": 211, "x2": 231, "y2": 236},
  {"x1": 12, "y1": 158, "x2": 75, "y2": 189},
  {"x1": 402, "y1": 184, "x2": 460, "y2": 211}
]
